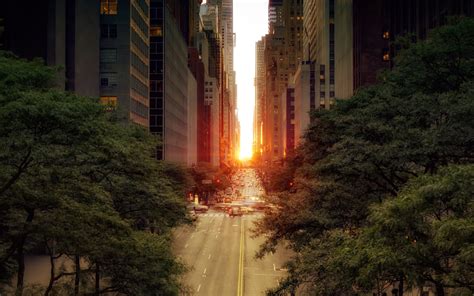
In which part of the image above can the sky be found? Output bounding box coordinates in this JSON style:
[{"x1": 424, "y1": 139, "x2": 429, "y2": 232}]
[{"x1": 234, "y1": 0, "x2": 268, "y2": 159}]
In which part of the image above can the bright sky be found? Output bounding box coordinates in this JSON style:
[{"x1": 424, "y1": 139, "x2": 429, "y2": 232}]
[{"x1": 234, "y1": 0, "x2": 268, "y2": 160}]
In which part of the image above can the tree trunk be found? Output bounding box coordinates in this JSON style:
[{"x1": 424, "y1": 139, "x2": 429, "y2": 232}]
[
  {"x1": 435, "y1": 282, "x2": 445, "y2": 296},
  {"x1": 95, "y1": 263, "x2": 100, "y2": 296},
  {"x1": 44, "y1": 252, "x2": 56, "y2": 296},
  {"x1": 15, "y1": 242, "x2": 25, "y2": 296},
  {"x1": 74, "y1": 255, "x2": 80, "y2": 295},
  {"x1": 16, "y1": 209, "x2": 35, "y2": 296},
  {"x1": 398, "y1": 273, "x2": 404, "y2": 296}
]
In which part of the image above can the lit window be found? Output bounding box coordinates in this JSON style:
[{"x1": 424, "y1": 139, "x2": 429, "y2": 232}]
[
  {"x1": 382, "y1": 31, "x2": 390, "y2": 40},
  {"x1": 100, "y1": 96, "x2": 118, "y2": 110},
  {"x1": 150, "y1": 26, "x2": 162, "y2": 37},
  {"x1": 100, "y1": 0, "x2": 118, "y2": 15},
  {"x1": 383, "y1": 52, "x2": 390, "y2": 61}
]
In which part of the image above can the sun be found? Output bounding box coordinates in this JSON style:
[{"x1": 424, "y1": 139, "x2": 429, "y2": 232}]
[{"x1": 239, "y1": 149, "x2": 252, "y2": 161}]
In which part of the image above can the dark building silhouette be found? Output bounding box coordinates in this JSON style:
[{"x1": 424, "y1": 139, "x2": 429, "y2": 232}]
[
  {"x1": 353, "y1": 0, "x2": 474, "y2": 89},
  {"x1": 188, "y1": 48, "x2": 208, "y2": 162}
]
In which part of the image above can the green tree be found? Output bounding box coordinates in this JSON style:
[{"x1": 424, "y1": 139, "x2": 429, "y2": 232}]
[
  {"x1": 364, "y1": 165, "x2": 474, "y2": 296},
  {"x1": 0, "y1": 53, "x2": 189, "y2": 295},
  {"x1": 256, "y1": 18, "x2": 474, "y2": 295}
]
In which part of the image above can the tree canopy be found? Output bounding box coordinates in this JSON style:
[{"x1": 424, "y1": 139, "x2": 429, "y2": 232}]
[
  {"x1": 0, "y1": 52, "x2": 190, "y2": 295},
  {"x1": 256, "y1": 17, "x2": 474, "y2": 296}
]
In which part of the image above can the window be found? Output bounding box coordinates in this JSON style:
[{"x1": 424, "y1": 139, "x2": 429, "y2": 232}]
[
  {"x1": 100, "y1": 96, "x2": 118, "y2": 110},
  {"x1": 382, "y1": 31, "x2": 390, "y2": 40},
  {"x1": 100, "y1": 0, "x2": 118, "y2": 15},
  {"x1": 100, "y1": 72, "x2": 118, "y2": 87},
  {"x1": 150, "y1": 26, "x2": 163, "y2": 37},
  {"x1": 100, "y1": 49, "x2": 117, "y2": 63},
  {"x1": 101, "y1": 24, "x2": 117, "y2": 38},
  {"x1": 383, "y1": 49, "x2": 390, "y2": 61}
]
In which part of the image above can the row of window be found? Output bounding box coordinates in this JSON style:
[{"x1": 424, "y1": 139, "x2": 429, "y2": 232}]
[
  {"x1": 100, "y1": 48, "x2": 117, "y2": 63},
  {"x1": 131, "y1": 5, "x2": 148, "y2": 37},
  {"x1": 150, "y1": 80, "x2": 163, "y2": 92},
  {"x1": 101, "y1": 24, "x2": 117, "y2": 39},
  {"x1": 131, "y1": 52, "x2": 148, "y2": 78},
  {"x1": 150, "y1": 60, "x2": 163, "y2": 74},
  {"x1": 135, "y1": 0, "x2": 149, "y2": 16},
  {"x1": 131, "y1": 74, "x2": 149, "y2": 98},
  {"x1": 100, "y1": 72, "x2": 117, "y2": 87},
  {"x1": 150, "y1": 41, "x2": 163, "y2": 54},
  {"x1": 131, "y1": 29, "x2": 148, "y2": 57},
  {"x1": 100, "y1": 0, "x2": 118, "y2": 15},
  {"x1": 100, "y1": 96, "x2": 117, "y2": 110},
  {"x1": 150, "y1": 26, "x2": 163, "y2": 37},
  {"x1": 131, "y1": 98, "x2": 149, "y2": 119}
]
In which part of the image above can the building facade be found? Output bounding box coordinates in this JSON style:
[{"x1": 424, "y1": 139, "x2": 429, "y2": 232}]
[{"x1": 1, "y1": 0, "x2": 150, "y2": 127}]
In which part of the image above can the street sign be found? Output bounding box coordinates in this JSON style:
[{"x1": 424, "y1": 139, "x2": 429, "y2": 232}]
[{"x1": 202, "y1": 179, "x2": 212, "y2": 184}]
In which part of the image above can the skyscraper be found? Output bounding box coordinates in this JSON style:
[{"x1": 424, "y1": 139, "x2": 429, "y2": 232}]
[
  {"x1": 254, "y1": 37, "x2": 265, "y2": 158},
  {"x1": 262, "y1": 0, "x2": 303, "y2": 162},
  {"x1": 150, "y1": 0, "x2": 195, "y2": 162},
  {"x1": 1, "y1": 0, "x2": 150, "y2": 127},
  {"x1": 100, "y1": 0, "x2": 151, "y2": 127}
]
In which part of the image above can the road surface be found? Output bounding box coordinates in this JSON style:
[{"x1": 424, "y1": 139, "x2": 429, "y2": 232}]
[{"x1": 174, "y1": 168, "x2": 290, "y2": 295}]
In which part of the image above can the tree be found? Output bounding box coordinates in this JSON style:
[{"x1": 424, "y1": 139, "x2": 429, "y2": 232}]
[
  {"x1": 0, "y1": 53, "x2": 190, "y2": 295},
  {"x1": 364, "y1": 165, "x2": 474, "y2": 296},
  {"x1": 255, "y1": 18, "x2": 474, "y2": 295}
]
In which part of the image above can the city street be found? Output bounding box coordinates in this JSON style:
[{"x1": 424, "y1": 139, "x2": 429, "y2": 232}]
[{"x1": 173, "y1": 169, "x2": 290, "y2": 295}]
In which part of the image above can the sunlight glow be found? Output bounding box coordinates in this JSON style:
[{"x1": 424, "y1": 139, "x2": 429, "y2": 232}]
[{"x1": 235, "y1": 0, "x2": 268, "y2": 160}]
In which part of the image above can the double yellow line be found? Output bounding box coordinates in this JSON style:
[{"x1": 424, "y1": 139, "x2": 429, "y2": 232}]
[{"x1": 236, "y1": 221, "x2": 244, "y2": 296}]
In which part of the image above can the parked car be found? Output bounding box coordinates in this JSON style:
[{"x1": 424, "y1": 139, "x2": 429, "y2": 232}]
[{"x1": 194, "y1": 205, "x2": 209, "y2": 213}]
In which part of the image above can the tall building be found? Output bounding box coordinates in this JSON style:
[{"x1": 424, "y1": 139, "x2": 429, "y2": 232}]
[
  {"x1": 150, "y1": 0, "x2": 195, "y2": 163},
  {"x1": 303, "y1": 0, "x2": 474, "y2": 102},
  {"x1": 353, "y1": 0, "x2": 474, "y2": 89},
  {"x1": 200, "y1": 2, "x2": 223, "y2": 167},
  {"x1": 281, "y1": 85, "x2": 295, "y2": 157},
  {"x1": 100, "y1": 0, "x2": 151, "y2": 127},
  {"x1": 261, "y1": 0, "x2": 304, "y2": 162},
  {"x1": 286, "y1": 0, "x2": 474, "y2": 158},
  {"x1": 254, "y1": 37, "x2": 265, "y2": 158},
  {"x1": 269, "y1": 0, "x2": 285, "y2": 29},
  {"x1": 1, "y1": 0, "x2": 150, "y2": 127}
]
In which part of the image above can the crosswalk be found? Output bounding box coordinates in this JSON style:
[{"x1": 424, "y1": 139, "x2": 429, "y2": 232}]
[{"x1": 197, "y1": 213, "x2": 228, "y2": 217}]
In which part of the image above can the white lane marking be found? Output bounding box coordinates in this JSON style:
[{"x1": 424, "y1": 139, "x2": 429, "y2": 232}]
[
  {"x1": 252, "y1": 273, "x2": 284, "y2": 277},
  {"x1": 184, "y1": 244, "x2": 189, "y2": 249},
  {"x1": 208, "y1": 254, "x2": 212, "y2": 260},
  {"x1": 197, "y1": 284, "x2": 201, "y2": 292},
  {"x1": 232, "y1": 224, "x2": 239, "y2": 227},
  {"x1": 273, "y1": 263, "x2": 276, "y2": 271},
  {"x1": 215, "y1": 234, "x2": 219, "y2": 238},
  {"x1": 203, "y1": 268, "x2": 207, "y2": 274}
]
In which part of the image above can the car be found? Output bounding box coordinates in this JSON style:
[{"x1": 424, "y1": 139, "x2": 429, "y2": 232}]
[
  {"x1": 193, "y1": 205, "x2": 209, "y2": 213},
  {"x1": 228, "y1": 206, "x2": 243, "y2": 217},
  {"x1": 214, "y1": 203, "x2": 231, "y2": 212},
  {"x1": 240, "y1": 206, "x2": 255, "y2": 214}
]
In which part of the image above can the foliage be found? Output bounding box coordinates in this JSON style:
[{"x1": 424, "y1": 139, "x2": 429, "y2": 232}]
[
  {"x1": 255, "y1": 18, "x2": 474, "y2": 295},
  {"x1": 0, "y1": 52, "x2": 189, "y2": 295}
]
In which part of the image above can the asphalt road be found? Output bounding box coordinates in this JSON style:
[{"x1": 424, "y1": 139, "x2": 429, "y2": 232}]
[{"x1": 174, "y1": 168, "x2": 290, "y2": 296}]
